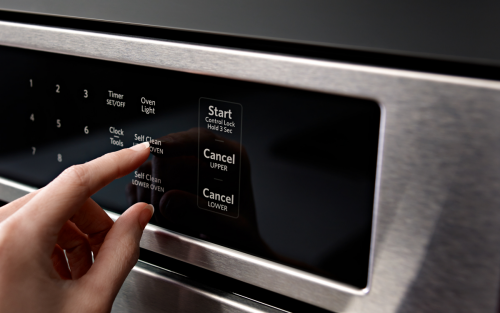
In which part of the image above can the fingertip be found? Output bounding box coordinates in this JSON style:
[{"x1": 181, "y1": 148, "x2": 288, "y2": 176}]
[
  {"x1": 81, "y1": 202, "x2": 151, "y2": 294},
  {"x1": 139, "y1": 204, "x2": 154, "y2": 229},
  {"x1": 129, "y1": 141, "x2": 150, "y2": 152}
]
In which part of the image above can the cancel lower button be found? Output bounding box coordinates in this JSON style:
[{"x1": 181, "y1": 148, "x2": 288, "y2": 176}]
[{"x1": 200, "y1": 188, "x2": 237, "y2": 217}]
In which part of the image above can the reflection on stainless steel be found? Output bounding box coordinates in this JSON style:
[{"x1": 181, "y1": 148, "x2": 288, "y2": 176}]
[
  {"x1": 0, "y1": 176, "x2": 35, "y2": 202},
  {"x1": 1, "y1": 20, "x2": 500, "y2": 313},
  {"x1": 113, "y1": 261, "x2": 279, "y2": 313},
  {"x1": 107, "y1": 210, "x2": 360, "y2": 312}
]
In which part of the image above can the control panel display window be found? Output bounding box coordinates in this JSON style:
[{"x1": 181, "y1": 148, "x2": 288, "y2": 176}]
[
  {"x1": 198, "y1": 98, "x2": 242, "y2": 218},
  {"x1": 0, "y1": 45, "x2": 380, "y2": 289}
]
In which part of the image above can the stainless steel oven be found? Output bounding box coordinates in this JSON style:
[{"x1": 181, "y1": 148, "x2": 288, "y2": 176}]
[{"x1": 1, "y1": 4, "x2": 500, "y2": 313}]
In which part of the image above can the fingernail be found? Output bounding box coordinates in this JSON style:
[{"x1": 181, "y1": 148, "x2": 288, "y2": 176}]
[
  {"x1": 130, "y1": 141, "x2": 150, "y2": 151},
  {"x1": 145, "y1": 204, "x2": 154, "y2": 215},
  {"x1": 139, "y1": 204, "x2": 154, "y2": 229}
]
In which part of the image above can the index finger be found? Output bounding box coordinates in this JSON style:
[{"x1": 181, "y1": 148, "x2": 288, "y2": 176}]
[{"x1": 14, "y1": 142, "x2": 150, "y2": 246}]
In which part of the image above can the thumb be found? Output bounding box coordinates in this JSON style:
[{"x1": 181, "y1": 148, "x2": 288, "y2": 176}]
[{"x1": 79, "y1": 202, "x2": 153, "y2": 306}]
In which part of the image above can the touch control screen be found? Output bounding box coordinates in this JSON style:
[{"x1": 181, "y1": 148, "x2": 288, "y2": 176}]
[
  {"x1": 0, "y1": 46, "x2": 380, "y2": 288},
  {"x1": 198, "y1": 98, "x2": 243, "y2": 218}
]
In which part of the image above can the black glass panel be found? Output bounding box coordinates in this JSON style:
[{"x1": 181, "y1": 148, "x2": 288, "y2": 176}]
[{"x1": 0, "y1": 45, "x2": 380, "y2": 288}]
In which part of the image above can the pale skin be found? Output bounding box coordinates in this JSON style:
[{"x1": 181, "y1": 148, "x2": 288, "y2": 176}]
[{"x1": 0, "y1": 141, "x2": 153, "y2": 313}]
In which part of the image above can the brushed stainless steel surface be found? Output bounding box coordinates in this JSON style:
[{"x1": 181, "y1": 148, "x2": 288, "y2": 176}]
[
  {"x1": 113, "y1": 261, "x2": 279, "y2": 313},
  {"x1": 1, "y1": 1, "x2": 500, "y2": 66},
  {"x1": 1, "y1": 21, "x2": 500, "y2": 312},
  {"x1": 0, "y1": 176, "x2": 35, "y2": 202}
]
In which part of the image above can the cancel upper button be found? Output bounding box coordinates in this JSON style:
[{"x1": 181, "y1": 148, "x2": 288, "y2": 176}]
[{"x1": 203, "y1": 149, "x2": 235, "y2": 164}]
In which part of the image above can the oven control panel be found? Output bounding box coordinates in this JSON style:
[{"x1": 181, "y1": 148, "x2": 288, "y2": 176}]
[{"x1": 0, "y1": 45, "x2": 380, "y2": 289}]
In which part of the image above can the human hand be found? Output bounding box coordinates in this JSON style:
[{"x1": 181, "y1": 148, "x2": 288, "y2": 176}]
[{"x1": 0, "y1": 142, "x2": 152, "y2": 313}]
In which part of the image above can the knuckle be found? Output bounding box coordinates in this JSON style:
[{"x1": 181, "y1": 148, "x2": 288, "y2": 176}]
[
  {"x1": 121, "y1": 234, "x2": 138, "y2": 254},
  {"x1": 60, "y1": 230, "x2": 90, "y2": 252},
  {"x1": 117, "y1": 235, "x2": 140, "y2": 265},
  {"x1": 74, "y1": 231, "x2": 91, "y2": 247},
  {"x1": 61, "y1": 165, "x2": 89, "y2": 186},
  {"x1": 58, "y1": 165, "x2": 91, "y2": 197},
  {"x1": 125, "y1": 244, "x2": 140, "y2": 265},
  {"x1": 88, "y1": 228, "x2": 111, "y2": 247}
]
